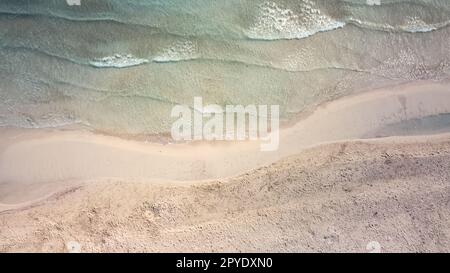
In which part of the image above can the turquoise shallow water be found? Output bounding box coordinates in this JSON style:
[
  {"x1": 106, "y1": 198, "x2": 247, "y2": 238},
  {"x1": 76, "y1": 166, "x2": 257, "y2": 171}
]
[
  {"x1": 366, "y1": 113, "x2": 450, "y2": 137},
  {"x1": 0, "y1": 0, "x2": 449, "y2": 135}
]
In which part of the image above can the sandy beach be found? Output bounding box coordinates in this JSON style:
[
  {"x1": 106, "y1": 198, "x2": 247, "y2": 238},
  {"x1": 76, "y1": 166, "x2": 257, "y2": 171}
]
[
  {"x1": 1, "y1": 134, "x2": 450, "y2": 252},
  {"x1": 2, "y1": 0, "x2": 450, "y2": 256},
  {"x1": 1, "y1": 81, "x2": 450, "y2": 252},
  {"x1": 1, "y1": 81, "x2": 450, "y2": 200}
]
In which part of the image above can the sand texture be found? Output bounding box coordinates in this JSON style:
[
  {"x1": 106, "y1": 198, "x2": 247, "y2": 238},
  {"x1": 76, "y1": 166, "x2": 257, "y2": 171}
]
[
  {"x1": 1, "y1": 81, "x2": 450, "y2": 252},
  {"x1": 1, "y1": 137, "x2": 450, "y2": 252}
]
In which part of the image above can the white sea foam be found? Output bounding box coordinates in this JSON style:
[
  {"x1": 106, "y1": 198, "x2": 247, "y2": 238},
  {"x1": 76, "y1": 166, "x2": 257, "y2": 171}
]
[
  {"x1": 90, "y1": 54, "x2": 149, "y2": 68},
  {"x1": 348, "y1": 16, "x2": 446, "y2": 34},
  {"x1": 245, "y1": 1, "x2": 345, "y2": 40},
  {"x1": 400, "y1": 17, "x2": 437, "y2": 33},
  {"x1": 245, "y1": 0, "x2": 442, "y2": 40},
  {"x1": 153, "y1": 41, "x2": 199, "y2": 63}
]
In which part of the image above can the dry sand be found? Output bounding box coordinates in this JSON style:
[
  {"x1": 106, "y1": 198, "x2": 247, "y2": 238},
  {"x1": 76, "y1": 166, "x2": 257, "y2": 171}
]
[
  {"x1": 1, "y1": 81, "x2": 450, "y2": 252},
  {"x1": 1, "y1": 136, "x2": 450, "y2": 252}
]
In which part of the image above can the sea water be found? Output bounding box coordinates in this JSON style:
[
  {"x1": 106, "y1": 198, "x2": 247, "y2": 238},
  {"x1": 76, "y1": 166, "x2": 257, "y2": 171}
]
[{"x1": 0, "y1": 0, "x2": 449, "y2": 135}]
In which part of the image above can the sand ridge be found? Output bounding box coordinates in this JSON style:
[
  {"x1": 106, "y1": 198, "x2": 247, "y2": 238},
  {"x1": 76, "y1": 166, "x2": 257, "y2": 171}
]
[
  {"x1": 1, "y1": 136, "x2": 450, "y2": 252},
  {"x1": 1, "y1": 82, "x2": 450, "y2": 191}
]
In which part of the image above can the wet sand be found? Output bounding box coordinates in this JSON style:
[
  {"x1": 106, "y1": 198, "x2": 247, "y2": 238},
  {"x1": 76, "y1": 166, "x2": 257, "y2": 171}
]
[
  {"x1": 1, "y1": 81, "x2": 450, "y2": 205},
  {"x1": 1, "y1": 81, "x2": 450, "y2": 252}
]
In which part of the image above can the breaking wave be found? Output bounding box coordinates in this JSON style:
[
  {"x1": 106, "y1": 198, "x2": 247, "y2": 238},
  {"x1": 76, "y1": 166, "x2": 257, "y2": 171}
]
[
  {"x1": 153, "y1": 41, "x2": 200, "y2": 63},
  {"x1": 89, "y1": 54, "x2": 149, "y2": 68},
  {"x1": 244, "y1": 1, "x2": 345, "y2": 40}
]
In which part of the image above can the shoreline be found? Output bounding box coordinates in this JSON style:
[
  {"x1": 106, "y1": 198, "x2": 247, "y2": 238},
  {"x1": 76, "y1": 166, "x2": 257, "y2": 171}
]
[
  {"x1": 2, "y1": 131, "x2": 450, "y2": 208},
  {"x1": 2, "y1": 133, "x2": 450, "y2": 252},
  {"x1": 1, "y1": 80, "x2": 450, "y2": 206},
  {"x1": 0, "y1": 79, "x2": 417, "y2": 145}
]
